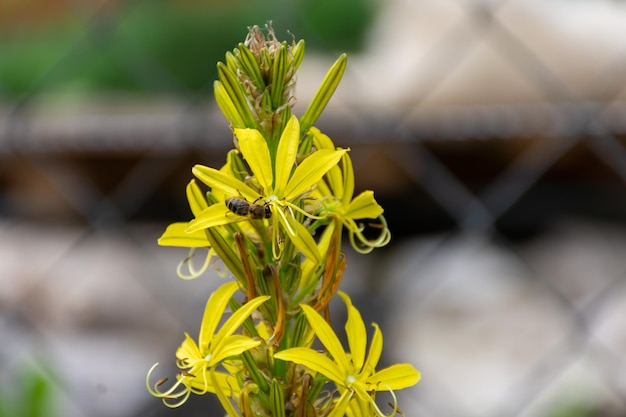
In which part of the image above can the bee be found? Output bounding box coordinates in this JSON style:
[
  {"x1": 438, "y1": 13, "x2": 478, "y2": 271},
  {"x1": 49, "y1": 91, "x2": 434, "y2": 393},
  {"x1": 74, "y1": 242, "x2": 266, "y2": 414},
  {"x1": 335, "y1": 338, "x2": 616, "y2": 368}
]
[{"x1": 225, "y1": 196, "x2": 271, "y2": 219}]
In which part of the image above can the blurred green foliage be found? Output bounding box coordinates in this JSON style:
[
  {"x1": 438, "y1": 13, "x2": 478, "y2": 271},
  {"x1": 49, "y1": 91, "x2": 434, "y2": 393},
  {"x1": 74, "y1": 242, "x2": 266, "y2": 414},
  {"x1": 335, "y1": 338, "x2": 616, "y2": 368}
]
[
  {"x1": 545, "y1": 402, "x2": 599, "y2": 417},
  {"x1": 0, "y1": 0, "x2": 377, "y2": 98},
  {"x1": 0, "y1": 365, "x2": 56, "y2": 417}
]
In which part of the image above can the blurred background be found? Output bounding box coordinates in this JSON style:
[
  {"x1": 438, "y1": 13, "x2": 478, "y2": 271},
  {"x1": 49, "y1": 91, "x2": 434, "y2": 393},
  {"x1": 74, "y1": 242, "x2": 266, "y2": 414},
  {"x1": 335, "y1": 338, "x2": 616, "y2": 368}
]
[{"x1": 2, "y1": 0, "x2": 626, "y2": 416}]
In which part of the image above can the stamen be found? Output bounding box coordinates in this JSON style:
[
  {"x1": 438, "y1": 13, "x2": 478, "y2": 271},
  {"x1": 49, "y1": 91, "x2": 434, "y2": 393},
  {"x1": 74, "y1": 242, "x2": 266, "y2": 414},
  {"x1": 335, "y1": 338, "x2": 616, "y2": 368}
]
[
  {"x1": 176, "y1": 247, "x2": 214, "y2": 280},
  {"x1": 369, "y1": 385, "x2": 400, "y2": 417}
]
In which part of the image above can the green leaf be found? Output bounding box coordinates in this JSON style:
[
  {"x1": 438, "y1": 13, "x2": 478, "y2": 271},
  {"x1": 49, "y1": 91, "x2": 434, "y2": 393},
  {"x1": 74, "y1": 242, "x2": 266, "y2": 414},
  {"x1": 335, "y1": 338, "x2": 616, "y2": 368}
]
[
  {"x1": 299, "y1": 54, "x2": 347, "y2": 135},
  {"x1": 284, "y1": 149, "x2": 347, "y2": 201},
  {"x1": 20, "y1": 367, "x2": 50, "y2": 417}
]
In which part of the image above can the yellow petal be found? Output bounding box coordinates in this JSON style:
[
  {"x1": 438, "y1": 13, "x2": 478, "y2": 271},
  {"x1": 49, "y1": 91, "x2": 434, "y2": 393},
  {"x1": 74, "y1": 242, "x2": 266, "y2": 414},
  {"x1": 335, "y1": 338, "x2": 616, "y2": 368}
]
[
  {"x1": 186, "y1": 203, "x2": 245, "y2": 233},
  {"x1": 298, "y1": 222, "x2": 335, "y2": 297},
  {"x1": 310, "y1": 126, "x2": 335, "y2": 150},
  {"x1": 362, "y1": 323, "x2": 382, "y2": 376},
  {"x1": 192, "y1": 165, "x2": 258, "y2": 202},
  {"x1": 198, "y1": 282, "x2": 239, "y2": 350},
  {"x1": 158, "y1": 223, "x2": 210, "y2": 247},
  {"x1": 176, "y1": 332, "x2": 202, "y2": 363},
  {"x1": 273, "y1": 116, "x2": 299, "y2": 196},
  {"x1": 275, "y1": 207, "x2": 321, "y2": 263},
  {"x1": 210, "y1": 335, "x2": 262, "y2": 365},
  {"x1": 284, "y1": 149, "x2": 347, "y2": 201},
  {"x1": 213, "y1": 294, "x2": 270, "y2": 354},
  {"x1": 186, "y1": 370, "x2": 240, "y2": 396},
  {"x1": 341, "y1": 152, "x2": 355, "y2": 203},
  {"x1": 235, "y1": 127, "x2": 273, "y2": 195},
  {"x1": 311, "y1": 128, "x2": 344, "y2": 198},
  {"x1": 186, "y1": 180, "x2": 209, "y2": 217},
  {"x1": 338, "y1": 292, "x2": 367, "y2": 372},
  {"x1": 365, "y1": 363, "x2": 421, "y2": 390},
  {"x1": 325, "y1": 389, "x2": 353, "y2": 417},
  {"x1": 325, "y1": 165, "x2": 344, "y2": 199},
  {"x1": 274, "y1": 347, "x2": 345, "y2": 383},
  {"x1": 210, "y1": 368, "x2": 241, "y2": 417},
  {"x1": 344, "y1": 191, "x2": 383, "y2": 219},
  {"x1": 300, "y1": 304, "x2": 351, "y2": 371}
]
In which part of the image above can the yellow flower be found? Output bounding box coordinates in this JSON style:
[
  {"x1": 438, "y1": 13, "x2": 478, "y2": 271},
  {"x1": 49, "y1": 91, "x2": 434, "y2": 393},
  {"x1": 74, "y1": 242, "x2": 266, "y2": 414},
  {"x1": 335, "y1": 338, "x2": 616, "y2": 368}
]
[
  {"x1": 274, "y1": 292, "x2": 420, "y2": 417},
  {"x1": 311, "y1": 128, "x2": 390, "y2": 253},
  {"x1": 186, "y1": 116, "x2": 346, "y2": 263},
  {"x1": 157, "y1": 179, "x2": 215, "y2": 279},
  {"x1": 147, "y1": 282, "x2": 269, "y2": 413}
]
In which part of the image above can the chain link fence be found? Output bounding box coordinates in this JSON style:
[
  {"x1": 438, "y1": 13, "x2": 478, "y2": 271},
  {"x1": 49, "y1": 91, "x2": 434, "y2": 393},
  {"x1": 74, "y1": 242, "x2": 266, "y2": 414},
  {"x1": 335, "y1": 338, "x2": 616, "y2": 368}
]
[{"x1": 1, "y1": 0, "x2": 626, "y2": 416}]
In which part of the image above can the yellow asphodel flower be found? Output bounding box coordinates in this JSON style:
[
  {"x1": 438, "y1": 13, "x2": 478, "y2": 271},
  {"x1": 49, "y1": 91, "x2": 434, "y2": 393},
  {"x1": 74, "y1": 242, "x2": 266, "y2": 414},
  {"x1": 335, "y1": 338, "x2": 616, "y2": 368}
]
[
  {"x1": 157, "y1": 180, "x2": 215, "y2": 279},
  {"x1": 274, "y1": 292, "x2": 420, "y2": 417},
  {"x1": 185, "y1": 115, "x2": 347, "y2": 263},
  {"x1": 310, "y1": 128, "x2": 390, "y2": 254},
  {"x1": 147, "y1": 282, "x2": 270, "y2": 414}
]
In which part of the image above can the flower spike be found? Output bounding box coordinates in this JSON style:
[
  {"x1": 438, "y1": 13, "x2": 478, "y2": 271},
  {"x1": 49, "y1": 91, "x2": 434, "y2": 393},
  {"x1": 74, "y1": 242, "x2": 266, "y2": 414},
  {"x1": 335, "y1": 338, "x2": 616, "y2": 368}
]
[{"x1": 150, "y1": 25, "x2": 419, "y2": 417}]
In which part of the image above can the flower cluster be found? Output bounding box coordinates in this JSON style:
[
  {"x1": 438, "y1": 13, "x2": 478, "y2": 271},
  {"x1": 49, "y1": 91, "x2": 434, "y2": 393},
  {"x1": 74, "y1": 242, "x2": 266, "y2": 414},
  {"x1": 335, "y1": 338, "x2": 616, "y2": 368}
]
[{"x1": 147, "y1": 24, "x2": 419, "y2": 417}]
